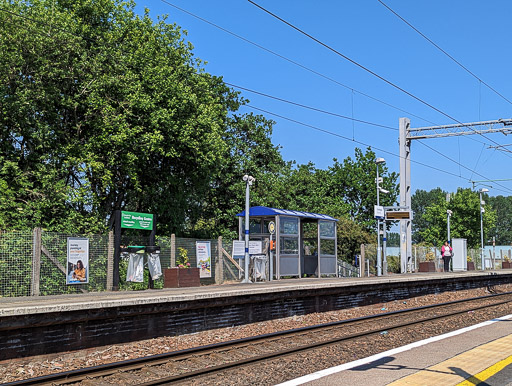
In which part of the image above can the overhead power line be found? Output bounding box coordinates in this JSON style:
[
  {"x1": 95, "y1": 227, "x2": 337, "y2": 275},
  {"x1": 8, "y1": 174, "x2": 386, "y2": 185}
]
[
  {"x1": 225, "y1": 83, "x2": 397, "y2": 131},
  {"x1": 247, "y1": 0, "x2": 512, "y2": 157},
  {"x1": 378, "y1": 0, "x2": 512, "y2": 107},
  {"x1": 159, "y1": 0, "x2": 499, "y2": 151},
  {"x1": 3, "y1": 3, "x2": 499, "y2": 151},
  {"x1": 245, "y1": 104, "x2": 512, "y2": 195},
  {"x1": 158, "y1": 0, "x2": 440, "y2": 126}
]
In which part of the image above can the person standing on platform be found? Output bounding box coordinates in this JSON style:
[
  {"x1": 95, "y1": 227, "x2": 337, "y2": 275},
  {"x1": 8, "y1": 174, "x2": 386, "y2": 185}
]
[{"x1": 441, "y1": 241, "x2": 453, "y2": 272}]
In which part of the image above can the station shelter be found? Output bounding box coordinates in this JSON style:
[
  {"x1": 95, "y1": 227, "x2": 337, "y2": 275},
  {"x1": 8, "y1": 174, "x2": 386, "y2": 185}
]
[{"x1": 237, "y1": 206, "x2": 338, "y2": 279}]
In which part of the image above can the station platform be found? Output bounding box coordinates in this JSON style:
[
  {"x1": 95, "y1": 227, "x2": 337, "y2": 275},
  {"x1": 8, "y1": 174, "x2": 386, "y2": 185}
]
[
  {"x1": 1, "y1": 270, "x2": 511, "y2": 360},
  {"x1": 281, "y1": 314, "x2": 512, "y2": 386},
  {"x1": 1, "y1": 270, "x2": 509, "y2": 317}
]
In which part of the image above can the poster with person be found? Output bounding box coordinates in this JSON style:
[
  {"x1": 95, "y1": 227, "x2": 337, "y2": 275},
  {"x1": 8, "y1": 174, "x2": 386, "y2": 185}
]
[
  {"x1": 67, "y1": 237, "x2": 89, "y2": 284},
  {"x1": 196, "y1": 241, "x2": 211, "y2": 278}
]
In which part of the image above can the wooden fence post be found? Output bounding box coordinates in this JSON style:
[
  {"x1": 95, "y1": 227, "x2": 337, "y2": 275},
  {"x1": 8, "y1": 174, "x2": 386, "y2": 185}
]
[
  {"x1": 216, "y1": 236, "x2": 224, "y2": 284},
  {"x1": 31, "y1": 228, "x2": 41, "y2": 296},
  {"x1": 107, "y1": 230, "x2": 114, "y2": 291},
  {"x1": 171, "y1": 234, "x2": 176, "y2": 267}
]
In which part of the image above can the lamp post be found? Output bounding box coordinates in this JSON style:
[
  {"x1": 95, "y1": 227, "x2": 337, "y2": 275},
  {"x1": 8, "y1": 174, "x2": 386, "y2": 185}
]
[
  {"x1": 242, "y1": 174, "x2": 255, "y2": 283},
  {"x1": 375, "y1": 157, "x2": 386, "y2": 276},
  {"x1": 479, "y1": 188, "x2": 489, "y2": 271},
  {"x1": 446, "y1": 210, "x2": 452, "y2": 245}
]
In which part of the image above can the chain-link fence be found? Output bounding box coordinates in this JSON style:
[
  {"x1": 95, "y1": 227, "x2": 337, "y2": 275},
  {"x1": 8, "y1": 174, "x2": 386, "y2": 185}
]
[
  {"x1": 5, "y1": 230, "x2": 508, "y2": 297},
  {"x1": 0, "y1": 231, "x2": 33, "y2": 297},
  {"x1": 0, "y1": 229, "x2": 243, "y2": 297}
]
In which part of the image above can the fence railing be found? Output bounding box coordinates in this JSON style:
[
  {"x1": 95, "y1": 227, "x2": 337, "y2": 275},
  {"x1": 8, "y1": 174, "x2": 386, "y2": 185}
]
[
  {"x1": 362, "y1": 243, "x2": 512, "y2": 274},
  {"x1": 1, "y1": 228, "x2": 363, "y2": 297},
  {"x1": 0, "y1": 229, "x2": 240, "y2": 297}
]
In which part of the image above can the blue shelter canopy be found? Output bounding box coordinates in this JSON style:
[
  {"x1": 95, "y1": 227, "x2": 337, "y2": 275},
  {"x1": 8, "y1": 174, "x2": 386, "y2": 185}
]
[{"x1": 237, "y1": 206, "x2": 338, "y2": 222}]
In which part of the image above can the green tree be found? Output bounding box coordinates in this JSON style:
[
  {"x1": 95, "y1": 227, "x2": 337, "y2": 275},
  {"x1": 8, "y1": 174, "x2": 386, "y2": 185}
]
[
  {"x1": 196, "y1": 113, "x2": 287, "y2": 238},
  {"x1": 420, "y1": 188, "x2": 496, "y2": 248},
  {"x1": 326, "y1": 148, "x2": 399, "y2": 232},
  {"x1": 387, "y1": 232, "x2": 400, "y2": 247},
  {"x1": 336, "y1": 217, "x2": 373, "y2": 263},
  {"x1": 488, "y1": 195, "x2": 512, "y2": 245},
  {"x1": 411, "y1": 188, "x2": 446, "y2": 243},
  {"x1": 0, "y1": 0, "x2": 257, "y2": 234}
]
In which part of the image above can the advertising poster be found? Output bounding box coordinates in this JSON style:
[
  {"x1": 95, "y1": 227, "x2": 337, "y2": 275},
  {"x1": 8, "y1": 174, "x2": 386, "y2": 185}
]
[
  {"x1": 196, "y1": 241, "x2": 211, "y2": 278},
  {"x1": 67, "y1": 237, "x2": 89, "y2": 285}
]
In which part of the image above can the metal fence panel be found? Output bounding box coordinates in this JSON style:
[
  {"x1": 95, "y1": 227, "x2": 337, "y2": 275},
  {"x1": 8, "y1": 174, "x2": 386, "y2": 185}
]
[
  {"x1": 39, "y1": 232, "x2": 109, "y2": 295},
  {"x1": 0, "y1": 231, "x2": 33, "y2": 297}
]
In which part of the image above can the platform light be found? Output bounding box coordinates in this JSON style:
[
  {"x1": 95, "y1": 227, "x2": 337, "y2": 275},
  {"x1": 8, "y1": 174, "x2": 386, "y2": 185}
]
[
  {"x1": 375, "y1": 157, "x2": 386, "y2": 276},
  {"x1": 242, "y1": 175, "x2": 255, "y2": 283},
  {"x1": 478, "y1": 188, "x2": 489, "y2": 271}
]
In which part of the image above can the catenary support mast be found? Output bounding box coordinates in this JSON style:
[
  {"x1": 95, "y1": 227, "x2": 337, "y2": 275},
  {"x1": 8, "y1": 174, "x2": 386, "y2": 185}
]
[{"x1": 399, "y1": 118, "x2": 512, "y2": 273}]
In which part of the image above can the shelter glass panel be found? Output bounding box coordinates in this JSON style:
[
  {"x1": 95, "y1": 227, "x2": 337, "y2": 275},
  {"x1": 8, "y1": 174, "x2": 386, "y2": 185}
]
[
  {"x1": 280, "y1": 237, "x2": 299, "y2": 255},
  {"x1": 319, "y1": 221, "x2": 335, "y2": 238},
  {"x1": 280, "y1": 217, "x2": 299, "y2": 235},
  {"x1": 319, "y1": 239, "x2": 336, "y2": 256},
  {"x1": 250, "y1": 219, "x2": 262, "y2": 234}
]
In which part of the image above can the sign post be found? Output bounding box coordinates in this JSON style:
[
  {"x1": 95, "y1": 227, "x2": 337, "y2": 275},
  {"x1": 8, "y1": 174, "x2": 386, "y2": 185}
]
[
  {"x1": 111, "y1": 210, "x2": 157, "y2": 291},
  {"x1": 268, "y1": 221, "x2": 275, "y2": 281}
]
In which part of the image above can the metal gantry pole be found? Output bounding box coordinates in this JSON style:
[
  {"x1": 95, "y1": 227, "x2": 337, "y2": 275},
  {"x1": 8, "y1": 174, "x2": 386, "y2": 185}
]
[
  {"x1": 376, "y1": 164, "x2": 382, "y2": 277},
  {"x1": 447, "y1": 210, "x2": 452, "y2": 245},
  {"x1": 401, "y1": 118, "x2": 509, "y2": 273},
  {"x1": 480, "y1": 190, "x2": 485, "y2": 271},
  {"x1": 399, "y1": 118, "x2": 412, "y2": 273}
]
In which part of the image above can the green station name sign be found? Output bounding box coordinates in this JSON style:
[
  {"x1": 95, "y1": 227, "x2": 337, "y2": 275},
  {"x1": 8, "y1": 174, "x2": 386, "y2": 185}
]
[{"x1": 121, "y1": 211, "x2": 154, "y2": 230}]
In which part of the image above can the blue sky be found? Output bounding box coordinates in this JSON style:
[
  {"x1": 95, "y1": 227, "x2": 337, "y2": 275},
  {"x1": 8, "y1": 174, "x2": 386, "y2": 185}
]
[{"x1": 135, "y1": 1, "x2": 512, "y2": 197}]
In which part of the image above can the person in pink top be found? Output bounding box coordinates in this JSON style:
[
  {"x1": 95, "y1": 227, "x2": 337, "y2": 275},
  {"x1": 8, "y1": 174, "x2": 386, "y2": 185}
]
[{"x1": 441, "y1": 241, "x2": 453, "y2": 272}]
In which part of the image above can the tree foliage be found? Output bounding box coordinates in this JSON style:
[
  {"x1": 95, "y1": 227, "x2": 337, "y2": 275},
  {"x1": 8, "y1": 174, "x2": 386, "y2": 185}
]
[
  {"x1": 411, "y1": 188, "x2": 446, "y2": 243},
  {"x1": 0, "y1": 0, "x2": 399, "y2": 265},
  {"x1": 0, "y1": 0, "x2": 247, "y2": 233},
  {"x1": 419, "y1": 188, "x2": 496, "y2": 249},
  {"x1": 487, "y1": 195, "x2": 512, "y2": 245}
]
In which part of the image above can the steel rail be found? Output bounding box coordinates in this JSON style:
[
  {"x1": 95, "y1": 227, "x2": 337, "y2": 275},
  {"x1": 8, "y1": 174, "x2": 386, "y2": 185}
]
[{"x1": 8, "y1": 291, "x2": 512, "y2": 385}]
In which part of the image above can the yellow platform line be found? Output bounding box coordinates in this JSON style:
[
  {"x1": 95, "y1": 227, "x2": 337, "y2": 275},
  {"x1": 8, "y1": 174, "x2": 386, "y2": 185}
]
[
  {"x1": 457, "y1": 354, "x2": 512, "y2": 385},
  {"x1": 389, "y1": 334, "x2": 512, "y2": 385}
]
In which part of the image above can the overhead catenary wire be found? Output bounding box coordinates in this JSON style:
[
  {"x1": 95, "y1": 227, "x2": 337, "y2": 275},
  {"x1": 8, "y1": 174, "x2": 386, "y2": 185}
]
[
  {"x1": 158, "y1": 0, "x2": 437, "y2": 126},
  {"x1": 247, "y1": 0, "x2": 512, "y2": 158},
  {"x1": 378, "y1": 0, "x2": 512, "y2": 108},
  {"x1": 1, "y1": 3, "x2": 500, "y2": 153},
  {"x1": 3, "y1": 3, "x2": 510, "y2": 190},
  {"x1": 0, "y1": 1, "x2": 403, "y2": 126},
  {"x1": 415, "y1": 141, "x2": 512, "y2": 193},
  {"x1": 158, "y1": 0, "x2": 500, "y2": 150},
  {"x1": 245, "y1": 104, "x2": 512, "y2": 195},
  {"x1": 225, "y1": 82, "x2": 397, "y2": 131},
  {"x1": 233, "y1": 81, "x2": 512, "y2": 190}
]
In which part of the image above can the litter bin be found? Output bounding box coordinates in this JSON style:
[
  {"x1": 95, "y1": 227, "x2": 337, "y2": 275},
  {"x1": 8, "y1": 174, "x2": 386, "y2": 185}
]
[
  {"x1": 123, "y1": 246, "x2": 145, "y2": 282},
  {"x1": 146, "y1": 245, "x2": 162, "y2": 280},
  {"x1": 252, "y1": 254, "x2": 267, "y2": 281}
]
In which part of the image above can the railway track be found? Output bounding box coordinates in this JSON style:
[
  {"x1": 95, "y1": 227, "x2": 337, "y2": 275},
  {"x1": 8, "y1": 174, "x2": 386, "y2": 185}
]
[{"x1": 9, "y1": 291, "x2": 512, "y2": 385}]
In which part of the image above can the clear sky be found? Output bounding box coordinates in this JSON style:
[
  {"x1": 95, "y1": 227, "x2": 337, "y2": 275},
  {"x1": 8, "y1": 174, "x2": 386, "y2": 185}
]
[{"x1": 135, "y1": 0, "x2": 512, "y2": 197}]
